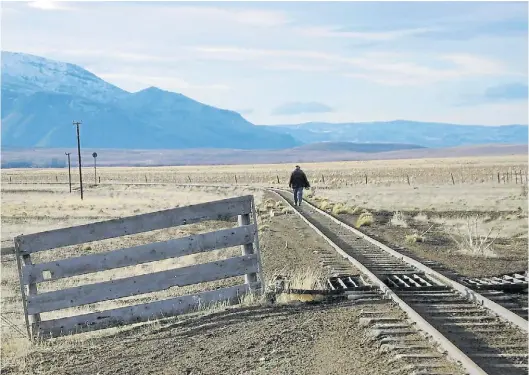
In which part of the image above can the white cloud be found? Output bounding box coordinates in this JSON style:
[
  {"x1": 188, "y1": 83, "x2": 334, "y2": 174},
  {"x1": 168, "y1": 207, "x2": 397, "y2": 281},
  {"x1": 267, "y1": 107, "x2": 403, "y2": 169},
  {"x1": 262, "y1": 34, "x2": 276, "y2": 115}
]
[
  {"x1": 27, "y1": 1, "x2": 74, "y2": 11},
  {"x1": 171, "y1": 6, "x2": 291, "y2": 28},
  {"x1": 231, "y1": 9, "x2": 291, "y2": 27},
  {"x1": 441, "y1": 54, "x2": 506, "y2": 76},
  {"x1": 295, "y1": 26, "x2": 435, "y2": 41},
  {"x1": 263, "y1": 62, "x2": 333, "y2": 72},
  {"x1": 3, "y1": 1, "x2": 526, "y2": 125},
  {"x1": 98, "y1": 73, "x2": 230, "y2": 93},
  {"x1": 192, "y1": 45, "x2": 510, "y2": 86}
]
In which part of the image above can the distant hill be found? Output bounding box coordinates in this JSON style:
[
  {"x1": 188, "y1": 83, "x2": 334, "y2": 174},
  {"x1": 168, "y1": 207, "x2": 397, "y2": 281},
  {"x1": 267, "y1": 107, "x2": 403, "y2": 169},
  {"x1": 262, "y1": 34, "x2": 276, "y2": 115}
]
[
  {"x1": 1, "y1": 51, "x2": 527, "y2": 151},
  {"x1": 2, "y1": 144, "x2": 526, "y2": 168},
  {"x1": 262, "y1": 121, "x2": 528, "y2": 148},
  {"x1": 0, "y1": 51, "x2": 299, "y2": 150},
  {"x1": 292, "y1": 142, "x2": 425, "y2": 153}
]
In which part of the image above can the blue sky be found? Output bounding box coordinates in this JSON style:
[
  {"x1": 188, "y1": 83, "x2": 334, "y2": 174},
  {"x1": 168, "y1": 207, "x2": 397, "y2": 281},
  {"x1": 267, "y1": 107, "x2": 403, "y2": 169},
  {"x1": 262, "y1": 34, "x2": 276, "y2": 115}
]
[{"x1": 1, "y1": 0, "x2": 528, "y2": 125}]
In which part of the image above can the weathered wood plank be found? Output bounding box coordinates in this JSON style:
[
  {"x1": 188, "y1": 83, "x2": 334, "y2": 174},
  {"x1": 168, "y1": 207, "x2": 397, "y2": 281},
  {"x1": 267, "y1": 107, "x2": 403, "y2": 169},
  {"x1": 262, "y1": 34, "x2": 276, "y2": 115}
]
[
  {"x1": 38, "y1": 283, "x2": 258, "y2": 337},
  {"x1": 15, "y1": 195, "x2": 253, "y2": 254},
  {"x1": 27, "y1": 254, "x2": 258, "y2": 315},
  {"x1": 238, "y1": 214, "x2": 257, "y2": 286},
  {"x1": 14, "y1": 242, "x2": 31, "y2": 339},
  {"x1": 23, "y1": 224, "x2": 257, "y2": 284}
]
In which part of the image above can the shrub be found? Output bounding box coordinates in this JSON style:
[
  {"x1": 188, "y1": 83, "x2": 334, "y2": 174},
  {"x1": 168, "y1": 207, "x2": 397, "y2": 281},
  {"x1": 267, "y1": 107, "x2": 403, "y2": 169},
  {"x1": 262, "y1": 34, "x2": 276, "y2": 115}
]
[
  {"x1": 332, "y1": 203, "x2": 353, "y2": 215},
  {"x1": 356, "y1": 212, "x2": 374, "y2": 227},
  {"x1": 405, "y1": 234, "x2": 424, "y2": 244},
  {"x1": 449, "y1": 216, "x2": 498, "y2": 257},
  {"x1": 318, "y1": 200, "x2": 331, "y2": 211},
  {"x1": 390, "y1": 211, "x2": 408, "y2": 228},
  {"x1": 352, "y1": 206, "x2": 363, "y2": 215}
]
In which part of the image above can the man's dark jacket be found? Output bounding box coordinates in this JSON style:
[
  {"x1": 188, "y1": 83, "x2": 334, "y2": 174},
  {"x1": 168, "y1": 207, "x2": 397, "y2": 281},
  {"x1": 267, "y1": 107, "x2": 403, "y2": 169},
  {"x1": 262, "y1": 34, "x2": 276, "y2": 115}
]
[{"x1": 289, "y1": 169, "x2": 310, "y2": 189}]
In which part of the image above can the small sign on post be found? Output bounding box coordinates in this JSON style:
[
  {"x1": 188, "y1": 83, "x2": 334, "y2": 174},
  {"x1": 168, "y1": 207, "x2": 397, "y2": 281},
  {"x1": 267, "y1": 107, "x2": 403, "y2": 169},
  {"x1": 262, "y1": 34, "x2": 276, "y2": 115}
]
[{"x1": 92, "y1": 152, "x2": 98, "y2": 185}]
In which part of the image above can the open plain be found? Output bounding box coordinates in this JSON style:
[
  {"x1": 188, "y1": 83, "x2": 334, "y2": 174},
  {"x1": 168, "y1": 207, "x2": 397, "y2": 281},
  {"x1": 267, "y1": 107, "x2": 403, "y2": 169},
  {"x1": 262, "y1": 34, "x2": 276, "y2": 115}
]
[{"x1": 1, "y1": 155, "x2": 527, "y2": 374}]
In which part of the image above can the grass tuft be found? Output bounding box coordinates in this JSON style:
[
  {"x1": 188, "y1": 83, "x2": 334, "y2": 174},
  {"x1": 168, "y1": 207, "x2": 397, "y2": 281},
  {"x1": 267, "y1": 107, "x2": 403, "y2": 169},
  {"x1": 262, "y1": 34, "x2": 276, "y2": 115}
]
[
  {"x1": 332, "y1": 203, "x2": 353, "y2": 215},
  {"x1": 405, "y1": 234, "x2": 424, "y2": 244},
  {"x1": 355, "y1": 212, "x2": 374, "y2": 227},
  {"x1": 390, "y1": 211, "x2": 408, "y2": 228},
  {"x1": 351, "y1": 206, "x2": 364, "y2": 215}
]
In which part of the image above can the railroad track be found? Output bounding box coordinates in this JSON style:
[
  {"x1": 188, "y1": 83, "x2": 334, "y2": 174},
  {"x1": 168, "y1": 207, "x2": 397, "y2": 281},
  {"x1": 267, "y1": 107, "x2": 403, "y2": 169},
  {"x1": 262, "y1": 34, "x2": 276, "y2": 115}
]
[{"x1": 269, "y1": 188, "x2": 528, "y2": 375}]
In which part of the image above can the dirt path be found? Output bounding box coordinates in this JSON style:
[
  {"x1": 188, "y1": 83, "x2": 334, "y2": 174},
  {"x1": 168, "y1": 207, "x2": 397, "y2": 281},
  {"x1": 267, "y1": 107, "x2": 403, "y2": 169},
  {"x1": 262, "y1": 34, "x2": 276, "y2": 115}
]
[{"x1": 19, "y1": 301, "x2": 408, "y2": 375}]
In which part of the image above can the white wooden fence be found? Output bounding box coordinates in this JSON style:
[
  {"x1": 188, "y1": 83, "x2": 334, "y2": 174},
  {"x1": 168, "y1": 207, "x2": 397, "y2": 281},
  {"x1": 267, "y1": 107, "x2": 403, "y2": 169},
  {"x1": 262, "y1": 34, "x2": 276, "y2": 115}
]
[{"x1": 14, "y1": 195, "x2": 262, "y2": 339}]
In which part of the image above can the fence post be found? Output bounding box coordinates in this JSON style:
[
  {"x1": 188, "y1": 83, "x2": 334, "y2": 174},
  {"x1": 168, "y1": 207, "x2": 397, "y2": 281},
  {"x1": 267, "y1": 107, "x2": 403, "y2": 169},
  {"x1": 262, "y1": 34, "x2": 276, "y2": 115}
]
[
  {"x1": 99, "y1": 176, "x2": 101, "y2": 184},
  {"x1": 365, "y1": 175, "x2": 368, "y2": 184},
  {"x1": 238, "y1": 212, "x2": 258, "y2": 289},
  {"x1": 497, "y1": 172, "x2": 500, "y2": 184},
  {"x1": 276, "y1": 175, "x2": 280, "y2": 184},
  {"x1": 450, "y1": 173, "x2": 455, "y2": 185},
  {"x1": 145, "y1": 175, "x2": 147, "y2": 183},
  {"x1": 234, "y1": 175, "x2": 238, "y2": 184},
  {"x1": 407, "y1": 175, "x2": 411, "y2": 186},
  {"x1": 249, "y1": 196, "x2": 263, "y2": 294},
  {"x1": 15, "y1": 239, "x2": 40, "y2": 340},
  {"x1": 322, "y1": 175, "x2": 325, "y2": 183}
]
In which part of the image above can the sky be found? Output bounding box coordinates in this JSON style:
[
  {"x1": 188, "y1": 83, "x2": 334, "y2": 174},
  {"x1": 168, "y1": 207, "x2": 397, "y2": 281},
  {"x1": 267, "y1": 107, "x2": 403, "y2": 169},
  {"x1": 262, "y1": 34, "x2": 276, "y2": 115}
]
[{"x1": 1, "y1": 0, "x2": 528, "y2": 126}]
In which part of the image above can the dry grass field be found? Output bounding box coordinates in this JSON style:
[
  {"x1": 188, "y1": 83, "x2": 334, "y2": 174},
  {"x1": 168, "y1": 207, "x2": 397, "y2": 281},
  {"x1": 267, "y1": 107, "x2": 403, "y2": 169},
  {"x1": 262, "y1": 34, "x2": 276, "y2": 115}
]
[{"x1": 1, "y1": 154, "x2": 527, "y2": 374}]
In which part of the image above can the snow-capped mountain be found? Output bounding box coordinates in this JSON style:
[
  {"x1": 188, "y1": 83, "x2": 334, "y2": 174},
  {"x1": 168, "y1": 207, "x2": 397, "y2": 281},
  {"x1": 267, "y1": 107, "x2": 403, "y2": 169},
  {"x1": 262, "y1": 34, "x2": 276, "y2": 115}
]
[
  {"x1": 1, "y1": 51, "x2": 526, "y2": 151},
  {"x1": 0, "y1": 51, "x2": 299, "y2": 149},
  {"x1": 1, "y1": 51, "x2": 127, "y2": 103}
]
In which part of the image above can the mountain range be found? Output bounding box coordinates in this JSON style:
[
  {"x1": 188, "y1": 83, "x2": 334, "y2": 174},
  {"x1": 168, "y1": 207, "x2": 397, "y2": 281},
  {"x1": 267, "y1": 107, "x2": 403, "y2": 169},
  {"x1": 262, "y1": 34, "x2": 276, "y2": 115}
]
[
  {"x1": 1, "y1": 51, "x2": 528, "y2": 151},
  {"x1": 1, "y1": 51, "x2": 298, "y2": 150},
  {"x1": 263, "y1": 121, "x2": 528, "y2": 148}
]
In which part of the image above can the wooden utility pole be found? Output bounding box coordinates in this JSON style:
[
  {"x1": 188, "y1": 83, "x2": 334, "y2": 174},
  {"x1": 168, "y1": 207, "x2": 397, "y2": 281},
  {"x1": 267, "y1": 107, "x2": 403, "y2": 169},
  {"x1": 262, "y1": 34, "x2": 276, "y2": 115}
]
[
  {"x1": 65, "y1": 152, "x2": 72, "y2": 193},
  {"x1": 92, "y1": 152, "x2": 98, "y2": 185},
  {"x1": 73, "y1": 121, "x2": 84, "y2": 200}
]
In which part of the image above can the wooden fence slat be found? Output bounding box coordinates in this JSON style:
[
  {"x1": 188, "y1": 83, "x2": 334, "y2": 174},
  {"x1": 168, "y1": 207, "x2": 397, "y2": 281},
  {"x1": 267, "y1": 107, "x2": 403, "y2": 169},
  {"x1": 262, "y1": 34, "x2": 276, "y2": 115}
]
[
  {"x1": 27, "y1": 254, "x2": 258, "y2": 315},
  {"x1": 38, "y1": 283, "x2": 256, "y2": 337},
  {"x1": 16, "y1": 195, "x2": 253, "y2": 254},
  {"x1": 238, "y1": 214, "x2": 257, "y2": 286},
  {"x1": 23, "y1": 224, "x2": 257, "y2": 284}
]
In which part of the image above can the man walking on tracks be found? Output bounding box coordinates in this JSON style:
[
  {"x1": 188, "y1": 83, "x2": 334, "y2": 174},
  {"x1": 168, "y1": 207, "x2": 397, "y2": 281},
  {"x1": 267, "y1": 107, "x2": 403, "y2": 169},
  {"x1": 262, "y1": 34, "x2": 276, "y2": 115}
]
[{"x1": 289, "y1": 165, "x2": 310, "y2": 206}]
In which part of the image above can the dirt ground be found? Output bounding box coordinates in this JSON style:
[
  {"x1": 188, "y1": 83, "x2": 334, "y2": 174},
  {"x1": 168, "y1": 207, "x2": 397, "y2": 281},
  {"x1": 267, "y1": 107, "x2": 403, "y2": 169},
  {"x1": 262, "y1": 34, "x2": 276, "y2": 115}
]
[
  {"x1": 12, "y1": 300, "x2": 411, "y2": 375},
  {"x1": 1, "y1": 184, "x2": 401, "y2": 375},
  {"x1": 362, "y1": 211, "x2": 527, "y2": 277}
]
